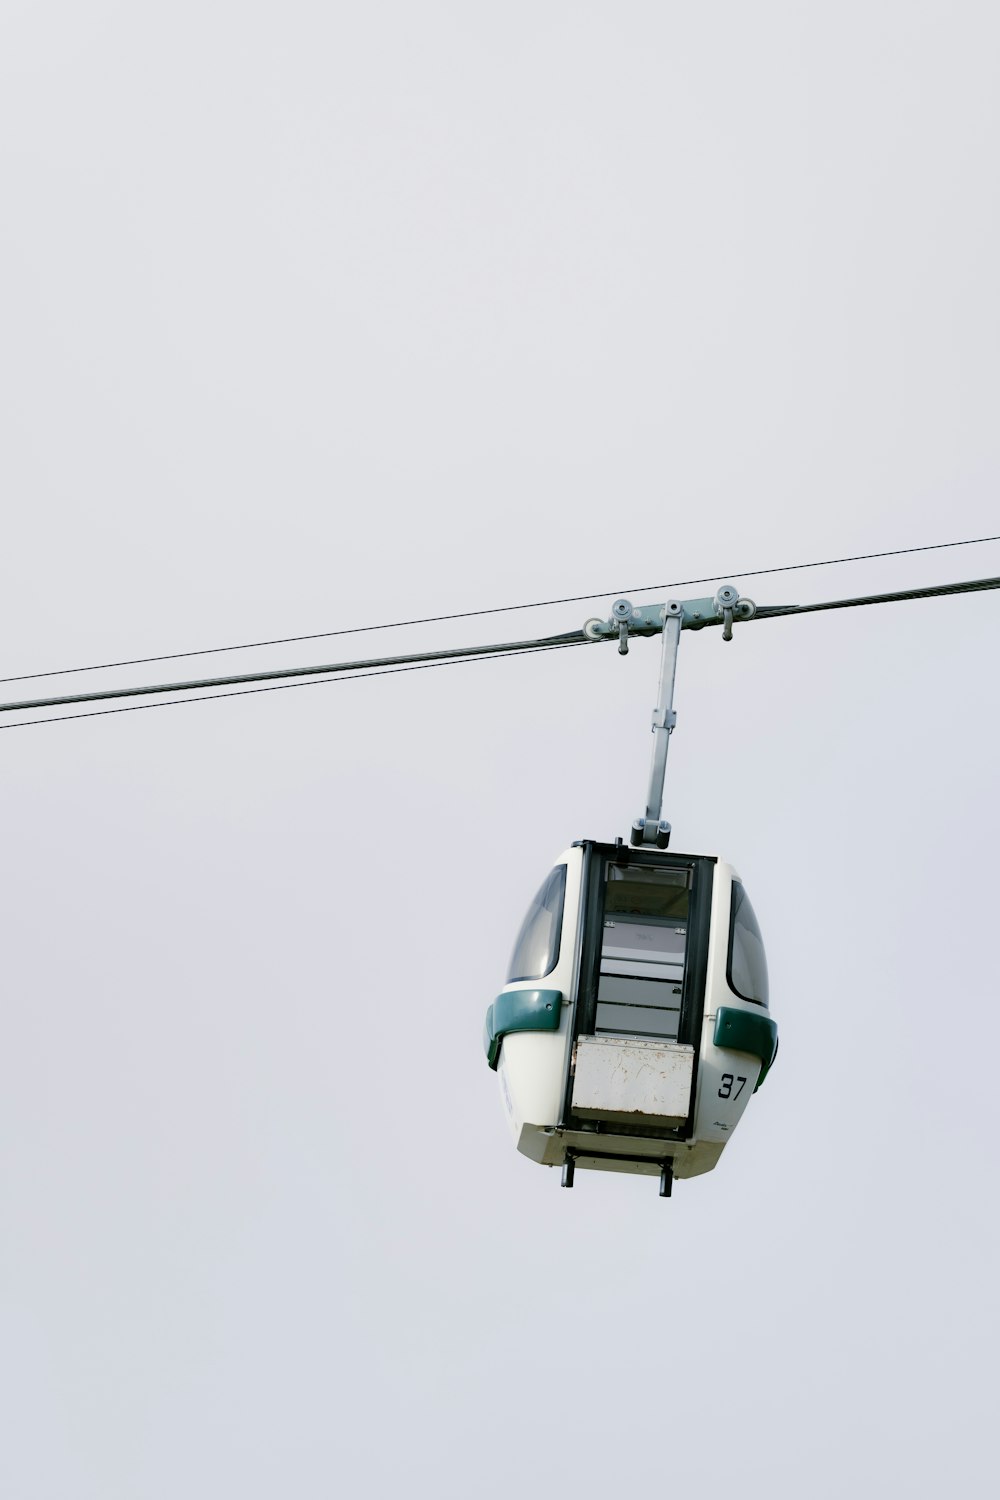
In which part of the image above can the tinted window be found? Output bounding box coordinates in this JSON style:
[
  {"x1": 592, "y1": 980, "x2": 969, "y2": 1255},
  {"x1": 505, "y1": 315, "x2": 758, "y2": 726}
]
[
  {"x1": 506, "y1": 866, "x2": 567, "y2": 983},
  {"x1": 604, "y1": 864, "x2": 689, "y2": 921},
  {"x1": 597, "y1": 866, "x2": 690, "y2": 1040},
  {"x1": 727, "y1": 881, "x2": 769, "y2": 1006}
]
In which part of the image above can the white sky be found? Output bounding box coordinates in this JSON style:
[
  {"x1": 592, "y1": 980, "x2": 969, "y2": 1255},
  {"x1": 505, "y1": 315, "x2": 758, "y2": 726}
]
[{"x1": 2, "y1": 4, "x2": 999, "y2": 1496}]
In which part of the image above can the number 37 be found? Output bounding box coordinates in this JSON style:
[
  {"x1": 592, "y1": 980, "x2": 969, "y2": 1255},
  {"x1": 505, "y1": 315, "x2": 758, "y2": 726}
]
[{"x1": 718, "y1": 1073, "x2": 747, "y2": 1100}]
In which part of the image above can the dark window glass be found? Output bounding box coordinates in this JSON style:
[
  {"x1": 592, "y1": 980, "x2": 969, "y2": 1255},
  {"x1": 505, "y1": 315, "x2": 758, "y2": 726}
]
[
  {"x1": 597, "y1": 866, "x2": 690, "y2": 1038},
  {"x1": 506, "y1": 866, "x2": 567, "y2": 983},
  {"x1": 604, "y1": 864, "x2": 690, "y2": 921},
  {"x1": 727, "y1": 881, "x2": 769, "y2": 1007}
]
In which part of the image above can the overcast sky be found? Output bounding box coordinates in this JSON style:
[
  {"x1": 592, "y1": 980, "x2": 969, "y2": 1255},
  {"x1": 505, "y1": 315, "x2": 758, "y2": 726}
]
[{"x1": 2, "y1": 4, "x2": 999, "y2": 1497}]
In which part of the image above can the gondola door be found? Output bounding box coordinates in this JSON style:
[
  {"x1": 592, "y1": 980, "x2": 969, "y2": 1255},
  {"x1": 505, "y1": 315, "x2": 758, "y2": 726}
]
[{"x1": 561, "y1": 843, "x2": 715, "y2": 1141}]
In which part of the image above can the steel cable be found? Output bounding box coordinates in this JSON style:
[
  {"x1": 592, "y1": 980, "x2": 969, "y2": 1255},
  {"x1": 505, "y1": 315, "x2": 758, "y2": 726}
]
[{"x1": 2, "y1": 532, "x2": 998, "y2": 686}]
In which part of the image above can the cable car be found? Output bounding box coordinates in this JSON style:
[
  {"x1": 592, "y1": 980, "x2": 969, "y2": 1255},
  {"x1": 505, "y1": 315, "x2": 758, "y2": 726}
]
[
  {"x1": 484, "y1": 838, "x2": 778, "y2": 1193},
  {"x1": 484, "y1": 587, "x2": 778, "y2": 1194}
]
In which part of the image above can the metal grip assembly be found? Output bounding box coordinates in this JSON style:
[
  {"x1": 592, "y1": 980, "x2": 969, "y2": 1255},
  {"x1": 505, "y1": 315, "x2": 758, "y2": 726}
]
[
  {"x1": 581, "y1": 584, "x2": 755, "y2": 848},
  {"x1": 612, "y1": 598, "x2": 634, "y2": 654}
]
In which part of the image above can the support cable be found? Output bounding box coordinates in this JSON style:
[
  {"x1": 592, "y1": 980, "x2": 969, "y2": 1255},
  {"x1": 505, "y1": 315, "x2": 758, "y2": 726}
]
[
  {"x1": 0, "y1": 640, "x2": 590, "y2": 732},
  {"x1": 0, "y1": 572, "x2": 997, "y2": 729},
  {"x1": 752, "y1": 574, "x2": 1000, "y2": 621},
  {"x1": 2, "y1": 532, "x2": 998, "y2": 686},
  {"x1": 0, "y1": 630, "x2": 590, "y2": 719}
]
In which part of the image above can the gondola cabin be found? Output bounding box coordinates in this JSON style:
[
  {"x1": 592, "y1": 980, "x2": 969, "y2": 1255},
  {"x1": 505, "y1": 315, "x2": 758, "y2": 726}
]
[{"x1": 484, "y1": 840, "x2": 777, "y2": 1193}]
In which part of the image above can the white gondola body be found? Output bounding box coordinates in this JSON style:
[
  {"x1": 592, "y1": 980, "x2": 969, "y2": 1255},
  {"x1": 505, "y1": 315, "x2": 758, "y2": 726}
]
[{"x1": 487, "y1": 842, "x2": 776, "y2": 1181}]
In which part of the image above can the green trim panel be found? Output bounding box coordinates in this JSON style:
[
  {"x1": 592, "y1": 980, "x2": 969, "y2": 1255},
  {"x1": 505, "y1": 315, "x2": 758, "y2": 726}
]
[
  {"x1": 484, "y1": 989, "x2": 563, "y2": 1070},
  {"x1": 714, "y1": 1006, "x2": 779, "y2": 1091}
]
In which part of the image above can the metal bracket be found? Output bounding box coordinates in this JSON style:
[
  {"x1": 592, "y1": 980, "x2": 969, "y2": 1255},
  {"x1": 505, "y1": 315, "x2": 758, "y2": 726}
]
[
  {"x1": 583, "y1": 585, "x2": 755, "y2": 644},
  {"x1": 582, "y1": 585, "x2": 755, "y2": 847},
  {"x1": 611, "y1": 598, "x2": 634, "y2": 655}
]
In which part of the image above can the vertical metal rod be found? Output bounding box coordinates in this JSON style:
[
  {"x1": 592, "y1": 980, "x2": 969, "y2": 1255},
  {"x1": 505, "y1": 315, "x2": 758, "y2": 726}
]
[
  {"x1": 634, "y1": 607, "x2": 681, "y2": 844},
  {"x1": 659, "y1": 1161, "x2": 674, "y2": 1198},
  {"x1": 561, "y1": 1153, "x2": 576, "y2": 1188}
]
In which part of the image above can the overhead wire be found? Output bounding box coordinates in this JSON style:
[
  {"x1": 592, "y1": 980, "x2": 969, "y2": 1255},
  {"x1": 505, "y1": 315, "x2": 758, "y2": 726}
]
[
  {"x1": 2, "y1": 531, "x2": 999, "y2": 686},
  {"x1": 1, "y1": 572, "x2": 997, "y2": 730},
  {"x1": 753, "y1": 573, "x2": 1000, "y2": 620},
  {"x1": 0, "y1": 633, "x2": 592, "y2": 727},
  {"x1": 0, "y1": 639, "x2": 591, "y2": 732}
]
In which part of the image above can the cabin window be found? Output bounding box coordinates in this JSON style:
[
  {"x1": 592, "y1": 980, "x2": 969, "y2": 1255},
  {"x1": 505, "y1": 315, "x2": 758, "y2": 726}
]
[
  {"x1": 596, "y1": 865, "x2": 691, "y2": 1040},
  {"x1": 506, "y1": 866, "x2": 567, "y2": 983},
  {"x1": 727, "y1": 881, "x2": 769, "y2": 1007}
]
